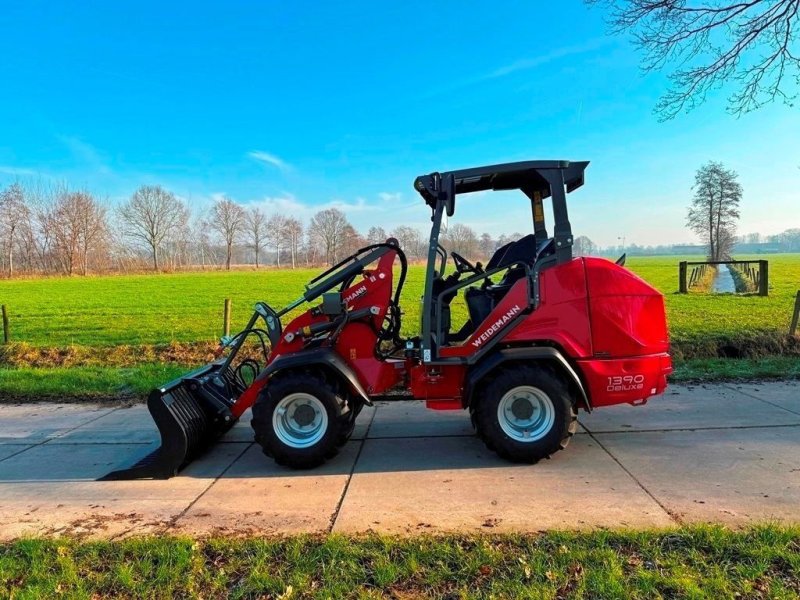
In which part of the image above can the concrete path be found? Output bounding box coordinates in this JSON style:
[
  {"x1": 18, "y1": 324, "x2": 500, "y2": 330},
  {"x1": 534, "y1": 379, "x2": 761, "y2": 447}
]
[{"x1": 0, "y1": 381, "x2": 798, "y2": 539}]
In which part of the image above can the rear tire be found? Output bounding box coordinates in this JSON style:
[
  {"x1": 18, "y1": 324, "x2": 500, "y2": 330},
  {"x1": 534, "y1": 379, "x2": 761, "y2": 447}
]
[
  {"x1": 251, "y1": 370, "x2": 344, "y2": 469},
  {"x1": 473, "y1": 365, "x2": 577, "y2": 463}
]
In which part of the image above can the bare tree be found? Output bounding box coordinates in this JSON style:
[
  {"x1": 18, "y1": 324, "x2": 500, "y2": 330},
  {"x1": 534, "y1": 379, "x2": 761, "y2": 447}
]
[
  {"x1": 308, "y1": 208, "x2": 351, "y2": 265},
  {"x1": 390, "y1": 225, "x2": 424, "y2": 259},
  {"x1": 282, "y1": 217, "x2": 303, "y2": 268},
  {"x1": 265, "y1": 214, "x2": 287, "y2": 267},
  {"x1": 340, "y1": 224, "x2": 365, "y2": 257},
  {"x1": 478, "y1": 232, "x2": 495, "y2": 260},
  {"x1": 590, "y1": 0, "x2": 800, "y2": 118},
  {"x1": 573, "y1": 235, "x2": 598, "y2": 257},
  {"x1": 442, "y1": 223, "x2": 479, "y2": 258},
  {"x1": 118, "y1": 185, "x2": 188, "y2": 271},
  {"x1": 47, "y1": 190, "x2": 108, "y2": 275},
  {"x1": 366, "y1": 226, "x2": 388, "y2": 244},
  {"x1": 245, "y1": 206, "x2": 267, "y2": 268},
  {"x1": 209, "y1": 197, "x2": 246, "y2": 270},
  {"x1": 0, "y1": 183, "x2": 29, "y2": 276},
  {"x1": 687, "y1": 161, "x2": 742, "y2": 261}
]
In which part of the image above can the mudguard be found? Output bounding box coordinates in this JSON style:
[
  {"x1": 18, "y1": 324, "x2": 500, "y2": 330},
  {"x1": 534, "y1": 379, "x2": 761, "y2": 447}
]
[
  {"x1": 463, "y1": 347, "x2": 590, "y2": 411},
  {"x1": 256, "y1": 347, "x2": 372, "y2": 406}
]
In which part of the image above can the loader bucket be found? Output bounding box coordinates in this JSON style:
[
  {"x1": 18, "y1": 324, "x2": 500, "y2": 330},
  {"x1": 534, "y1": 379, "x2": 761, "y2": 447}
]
[{"x1": 100, "y1": 360, "x2": 245, "y2": 480}]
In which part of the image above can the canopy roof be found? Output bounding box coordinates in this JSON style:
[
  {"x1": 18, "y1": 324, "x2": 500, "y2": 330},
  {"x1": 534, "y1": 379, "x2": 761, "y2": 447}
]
[{"x1": 414, "y1": 160, "x2": 589, "y2": 208}]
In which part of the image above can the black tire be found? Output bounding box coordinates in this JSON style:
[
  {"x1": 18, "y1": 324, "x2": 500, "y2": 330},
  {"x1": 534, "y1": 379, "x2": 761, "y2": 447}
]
[
  {"x1": 473, "y1": 364, "x2": 577, "y2": 463},
  {"x1": 251, "y1": 370, "x2": 344, "y2": 469},
  {"x1": 337, "y1": 399, "x2": 363, "y2": 446}
]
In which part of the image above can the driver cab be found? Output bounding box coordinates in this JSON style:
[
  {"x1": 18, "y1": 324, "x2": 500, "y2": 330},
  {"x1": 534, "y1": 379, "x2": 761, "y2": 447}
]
[
  {"x1": 431, "y1": 233, "x2": 555, "y2": 345},
  {"x1": 413, "y1": 160, "x2": 588, "y2": 364}
]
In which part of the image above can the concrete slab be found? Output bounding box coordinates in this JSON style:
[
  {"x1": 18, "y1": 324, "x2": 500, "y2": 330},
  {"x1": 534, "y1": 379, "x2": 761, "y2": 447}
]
[
  {"x1": 333, "y1": 435, "x2": 674, "y2": 534},
  {"x1": 352, "y1": 404, "x2": 376, "y2": 440},
  {"x1": 0, "y1": 404, "x2": 115, "y2": 444},
  {"x1": 172, "y1": 442, "x2": 359, "y2": 536},
  {"x1": 0, "y1": 443, "x2": 249, "y2": 540},
  {"x1": 368, "y1": 400, "x2": 475, "y2": 438},
  {"x1": 53, "y1": 405, "x2": 158, "y2": 444},
  {"x1": 595, "y1": 426, "x2": 800, "y2": 525},
  {"x1": 725, "y1": 382, "x2": 800, "y2": 415},
  {"x1": 0, "y1": 445, "x2": 33, "y2": 462},
  {"x1": 0, "y1": 442, "x2": 160, "y2": 482},
  {"x1": 580, "y1": 384, "x2": 800, "y2": 433}
]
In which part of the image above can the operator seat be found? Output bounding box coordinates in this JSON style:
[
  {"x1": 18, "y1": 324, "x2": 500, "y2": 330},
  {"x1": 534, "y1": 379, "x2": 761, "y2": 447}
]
[{"x1": 462, "y1": 235, "x2": 553, "y2": 333}]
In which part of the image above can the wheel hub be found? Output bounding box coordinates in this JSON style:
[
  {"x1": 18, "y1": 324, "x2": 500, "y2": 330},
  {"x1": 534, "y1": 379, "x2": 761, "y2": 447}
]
[
  {"x1": 272, "y1": 393, "x2": 328, "y2": 449},
  {"x1": 511, "y1": 397, "x2": 534, "y2": 420},
  {"x1": 497, "y1": 385, "x2": 555, "y2": 443}
]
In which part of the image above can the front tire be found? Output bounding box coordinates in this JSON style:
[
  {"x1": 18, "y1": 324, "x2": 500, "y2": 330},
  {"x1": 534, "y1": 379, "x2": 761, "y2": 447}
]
[
  {"x1": 472, "y1": 365, "x2": 577, "y2": 463},
  {"x1": 251, "y1": 371, "x2": 344, "y2": 469}
]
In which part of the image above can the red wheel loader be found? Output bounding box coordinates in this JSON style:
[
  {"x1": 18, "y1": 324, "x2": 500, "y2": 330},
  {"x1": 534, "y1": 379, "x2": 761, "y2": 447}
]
[{"x1": 103, "y1": 160, "x2": 672, "y2": 479}]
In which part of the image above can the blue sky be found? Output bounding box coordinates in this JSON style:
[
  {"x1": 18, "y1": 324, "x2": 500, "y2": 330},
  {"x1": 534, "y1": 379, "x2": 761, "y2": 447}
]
[{"x1": 1, "y1": 0, "x2": 797, "y2": 247}]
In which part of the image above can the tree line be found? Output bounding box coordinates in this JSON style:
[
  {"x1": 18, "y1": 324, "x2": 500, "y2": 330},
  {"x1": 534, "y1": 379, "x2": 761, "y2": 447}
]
[{"x1": 2, "y1": 181, "x2": 593, "y2": 277}]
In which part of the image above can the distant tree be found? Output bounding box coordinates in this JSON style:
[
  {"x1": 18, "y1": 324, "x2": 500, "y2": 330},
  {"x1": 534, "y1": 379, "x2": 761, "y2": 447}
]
[
  {"x1": 573, "y1": 235, "x2": 597, "y2": 257},
  {"x1": 390, "y1": 225, "x2": 424, "y2": 259},
  {"x1": 340, "y1": 224, "x2": 365, "y2": 257},
  {"x1": 47, "y1": 191, "x2": 108, "y2": 275},
  {"x1": 265, "y1": 214, "x2": 287, "y2": 267},
  {"x1": 308, "y1": 208, "x2": 351, "y2": 265},
  {"x1": 496, "y1": 232, "x2": 523, "y2": 249},
  {"x1": 209, "y1": 197, "x2": 246, "y2": 271},
  {"x1": 479, "y1": 232, "x2": 494, "y2": 260},
  {"x1": 245, "y1": 206, "x2": 267, "y2": 268},
  {"x1": 367, "y1": 226, "x2": 388, "y2": 245},
  {"x1": 744, "y1": 232, "x2": 763, "y2": 245},
  {"x1": 282, "y1": 217, "x2": 303, "y2": 268},
  {"x1": 773, "y1": 228, "x2": 800, "y2": 252},
  {"x1": 0, "y1": 183, "x2": 29, "y2": 276},
  {"x1": 687, "y1": 161, "x2": 742, "y2": 261},
  {"x1": 118, "y1": 185, "x2": 188, "y2": 271},
  {"x1": 590, "y1": 0, "x2": 800, "y2": 118},
  {"x1": 443, "y1": 223, "x2": 479, "y2": 258}
]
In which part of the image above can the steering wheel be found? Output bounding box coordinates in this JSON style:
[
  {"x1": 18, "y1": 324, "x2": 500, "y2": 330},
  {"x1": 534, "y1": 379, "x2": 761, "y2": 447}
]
[{"x1": 451, "y1": 251, "x2": 482, "y2": 274}]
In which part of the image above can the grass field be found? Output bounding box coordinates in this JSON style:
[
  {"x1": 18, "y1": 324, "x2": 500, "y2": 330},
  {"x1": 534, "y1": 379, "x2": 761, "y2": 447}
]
[
  {"x1": 1, "y1": 255, "x2": 798, "y2": 400},
  {"x1": 2, "y1": 255, "x2": 799, "y2": 351},
  {"x1": 2, "y1": 526, "x2": 798, "y2": 599}
]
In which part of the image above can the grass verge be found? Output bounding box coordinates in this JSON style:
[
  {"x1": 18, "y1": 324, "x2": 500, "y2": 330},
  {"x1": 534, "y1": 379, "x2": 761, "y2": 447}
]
[
  {"x1": 1, "y1": 358, "x2": 798, "y2": 404},
  {"x1": 1, "y1": 526, "x2": 798, "y2": 599}
]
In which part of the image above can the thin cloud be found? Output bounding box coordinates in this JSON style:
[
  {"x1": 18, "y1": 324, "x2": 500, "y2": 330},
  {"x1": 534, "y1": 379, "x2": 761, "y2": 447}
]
[
  {"x1": 486, "y1": 38, "x2": 612, "y2": 80},
  {"x1": 248, "y1": 150, "x2": 291, "y2": 172},
  {"x1": 420, "y1": 37, "x2": 612, "y2": 99},
  {"x1": 0, "y1": 165, "x2": 39, "y2": 177},
  {"x1": 57, "y1": 135, "x2": 112, "y2": 175}
]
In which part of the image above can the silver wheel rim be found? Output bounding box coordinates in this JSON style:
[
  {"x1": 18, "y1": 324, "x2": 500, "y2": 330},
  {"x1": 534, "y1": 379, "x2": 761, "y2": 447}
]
[
  {"x1": 497, "y1": 385, "x2": 555, "y2": 442},
  {"x1": 272, "y1": 393, "x2": 329, "y2": 449}
]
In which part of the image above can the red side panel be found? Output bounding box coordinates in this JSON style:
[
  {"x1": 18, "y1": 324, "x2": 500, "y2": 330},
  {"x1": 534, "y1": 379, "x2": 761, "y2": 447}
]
[
  {"x1": 578, "y1": 354, "x2": 672, "y2": 407},
  {"x1": 503, "y1": 258, "x2": 593, "y2": 358},
  {"x1": 583, "y1": 257, "x2": 670, "y2": 358}
]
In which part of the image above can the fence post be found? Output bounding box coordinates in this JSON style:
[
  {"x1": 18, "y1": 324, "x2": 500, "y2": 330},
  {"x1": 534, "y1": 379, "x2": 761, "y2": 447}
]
[
  {"x1": 759, "y1": 260, "x2": 769, "y2": 296},
  {"x1": 791, "y1": 291, "x2": 800, "y2": 336},
  {"x1": 679, "y1": 261, "x2": 688, "y2": 293},
  {"x1": 223, "y1": 299, "x2": 231, "y2": 337},
  {"x1": 1, "y1": 305, "x2": 8, "y2": 344}
]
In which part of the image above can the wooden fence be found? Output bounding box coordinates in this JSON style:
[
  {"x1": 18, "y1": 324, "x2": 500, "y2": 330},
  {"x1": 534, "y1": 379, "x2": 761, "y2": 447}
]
[{"x1": 679, "y1": 260, "x2": 769, "y2": 296}]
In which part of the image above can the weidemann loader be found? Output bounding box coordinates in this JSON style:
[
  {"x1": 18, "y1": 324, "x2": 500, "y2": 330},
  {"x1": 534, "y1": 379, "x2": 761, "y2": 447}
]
[{"x1": 104, "y1": 159, "x2": 672, "y2": 479}]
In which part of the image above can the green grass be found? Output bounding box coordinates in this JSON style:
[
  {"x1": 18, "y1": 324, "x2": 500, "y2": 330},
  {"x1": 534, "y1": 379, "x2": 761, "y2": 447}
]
[
  {"x1": 0, "y1": 364, "x2": 188, "y2": 401},
  {"x1": 1, "y1": 254, "x2": 799, "y2": 349},
  {"x1": 1, "y1": 526, "x2": 798, "y2": 599}
]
